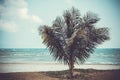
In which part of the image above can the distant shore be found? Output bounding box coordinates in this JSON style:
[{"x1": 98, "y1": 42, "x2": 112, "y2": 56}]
[{"x1": 0, "y1": 63, "x2": 120, "y2": 73}]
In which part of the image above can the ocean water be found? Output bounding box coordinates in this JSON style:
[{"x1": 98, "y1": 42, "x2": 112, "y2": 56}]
[{"x1": 0, "y1": 48, "x2": 120, "y2": 64}]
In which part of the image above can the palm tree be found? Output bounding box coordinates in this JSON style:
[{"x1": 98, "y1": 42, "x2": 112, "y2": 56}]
[{"x1": 38, "y1": 7, "x2": 109, "y2": 80}]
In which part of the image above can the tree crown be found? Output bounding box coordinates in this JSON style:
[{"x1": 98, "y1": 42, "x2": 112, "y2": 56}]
[{"x1": 39, "y1": 7, "x2": 109, "y2": 64}]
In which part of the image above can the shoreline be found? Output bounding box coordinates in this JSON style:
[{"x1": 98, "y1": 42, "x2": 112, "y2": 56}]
[{"x1": 0, "y1": 63, "x2": 120, "y2": 73}]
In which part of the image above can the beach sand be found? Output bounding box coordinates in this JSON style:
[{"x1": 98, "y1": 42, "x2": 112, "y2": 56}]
[
  {"x1": 0, "y1": 69, "x2": 120, "y2": 80},
  {"x1": 0, "y1": 63, "x2": 120, "y2": 80},
  {"x1": 0, "y1": 63, "x2": 120, "y2": 73}
]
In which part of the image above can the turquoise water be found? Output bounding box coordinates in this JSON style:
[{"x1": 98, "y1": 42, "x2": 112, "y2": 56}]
[{"x1": 0, "y1": 48, "x2": 120, "y2": 64}]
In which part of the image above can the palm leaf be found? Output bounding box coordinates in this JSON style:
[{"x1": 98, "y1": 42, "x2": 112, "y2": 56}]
[{"x1": 40, "y1": 26, "x2": 69, "y2": 64}]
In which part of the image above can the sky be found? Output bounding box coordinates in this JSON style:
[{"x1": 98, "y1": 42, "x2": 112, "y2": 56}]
[{"x1": 0, "y1": 0, "x2": 120, "y2": 48}]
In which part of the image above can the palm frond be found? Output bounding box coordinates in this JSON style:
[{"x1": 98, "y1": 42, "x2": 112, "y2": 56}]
[
  {"x1": 63, "y1": 7, "x2": 82, "y2": 38},
  {"x1": 66, "y1": 27, "x2": 94, "y2": 63},
  {"x1": 89, "y1": 27, "x2": 110, "y2": 45},
  {"x1": 83, "y1": 11, "x2": 100, "y2": 25},
  {"x1": 40, "y1": 26, "x2": 69, "y2": 64}
]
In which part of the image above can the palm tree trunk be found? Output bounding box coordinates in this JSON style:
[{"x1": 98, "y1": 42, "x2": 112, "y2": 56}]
[{"x1": 69, "y1": 58, "x2": 74, "y2": 80}]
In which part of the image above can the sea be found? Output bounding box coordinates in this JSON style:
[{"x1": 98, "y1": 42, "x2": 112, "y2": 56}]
[{"x1": 0, "y1": 48, "x2": 120, "y2": 64}]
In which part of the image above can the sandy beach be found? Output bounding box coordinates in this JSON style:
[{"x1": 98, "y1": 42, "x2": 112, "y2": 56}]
[
  {"x1": 0, "y1": 64, "x2": 120, "y2": 80},
  {"x1": 0, "y1": 70, "x2": 120, "y2": 80},
  {"x1": 0, "y1": 63, "x2": 120, "y2": 80},
  {"x1": 0, "y1": 63, "x2": 120, "y2": 73}
]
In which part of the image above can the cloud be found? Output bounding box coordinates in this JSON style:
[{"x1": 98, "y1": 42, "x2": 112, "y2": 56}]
[
  {"x1": 19, "y1": 8, "x2": 29, "y2": 19},
  {"x1": 3, "y1": 0, "x2": 27, "y2": 8},
  {"x1": 31, "y1": 15, "x2": 43, "y2": 23},
  {"x1": 0, "y1": 20, "x2": 18, "y2": 32},
  {"x1": 65, "y1": 0, "x2": 75, "y2": 5},
  {"x1": 19, "y1": 8, "x2": 43, "y2": 23},
  {"x1": 0, "y1": 0, "x2": 43, "y2": 32}
]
